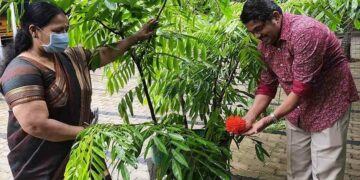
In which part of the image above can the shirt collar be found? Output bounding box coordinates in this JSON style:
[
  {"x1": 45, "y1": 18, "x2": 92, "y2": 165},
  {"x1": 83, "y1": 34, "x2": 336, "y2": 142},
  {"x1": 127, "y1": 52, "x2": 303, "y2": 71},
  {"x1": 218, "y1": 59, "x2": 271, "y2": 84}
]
[{"x1": 279, "y1": 13, "x2": 291, "y2": 41}]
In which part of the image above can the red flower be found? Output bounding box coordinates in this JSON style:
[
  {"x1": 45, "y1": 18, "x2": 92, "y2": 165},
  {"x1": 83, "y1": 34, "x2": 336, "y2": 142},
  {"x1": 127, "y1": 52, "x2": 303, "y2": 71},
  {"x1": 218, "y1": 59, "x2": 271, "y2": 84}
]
[{"x1": 226, "y1": 115, "x2": 247, "y2": 134}]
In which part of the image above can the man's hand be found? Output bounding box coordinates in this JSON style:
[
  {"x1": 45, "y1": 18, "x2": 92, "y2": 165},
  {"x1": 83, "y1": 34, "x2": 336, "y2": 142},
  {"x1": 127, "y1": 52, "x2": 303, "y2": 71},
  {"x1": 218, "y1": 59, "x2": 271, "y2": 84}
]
[
  {"x1": 242, "y1": 116, "x2": 272, "y2": 136},
  {"x1": 243, "y1": 118, "x2": 253, "y2": 134},
  {"x1": 228, "y1": 117, "x2": 253, "y2": 136},
  {"x1": 135, "y1": 19, "x2": 158, "y2": 41}
]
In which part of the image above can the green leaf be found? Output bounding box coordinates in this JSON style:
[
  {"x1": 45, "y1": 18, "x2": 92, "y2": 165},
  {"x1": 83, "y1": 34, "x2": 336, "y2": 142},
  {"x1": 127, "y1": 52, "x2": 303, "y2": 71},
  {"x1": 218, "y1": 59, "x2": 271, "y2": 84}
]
[
  {"x1": 186, "y1": 39, "x2": 192, "y2": 59},
  {"x1": 90, "y1": 169, "x2": 102, "y2": 180},
  {"x1": 257, "y1": 143, "x2": 270, "y2": 158},
  {"x1": 104, "y1": 0, "x2": 117, "y2": 10},
  {"x1": 168, "y1": 133, "x2": 185, "y2": 141},
  {"x1": 218, "y1": 0, "x2": 232, "y2": 18},
  {"x1": 201, "y1": 46, "x2": 207, "y2": 60},
  {"x1": 255, "y1": 144, "x2": 265, "y2": 162},
  {"x1": 120, "y1": 163, "x2": 130, "y2": 180},
  {"x1": 171, "y1": 140, "x2": 190, "y2": 151},
  {"x1": 193, "y1": 43, "x2": 199, "y2": 60},
  {"x1": 92, "y1": 146, "x2": 106, "y2": 159},
  {"x1": 315, "y1": 11, "x2": 325, "y2": 20},
  {"x1": 352, "y1": 0, "x2": 358, "y2": 10},
  {"x1": 129, "y1": 90, "x2": 134, "y2": 101},
  {"x1": 0, "y1": 3, "x2": 9, "y2": 15},
  {"x1": 172, "y1": 159, "x2": 183, "y2": 180},
  {"x1": 355, "y1": 19, "x2": 360, "y2": 30},
  {"x1": 92, "y1": 153, "x2": 106, "y2": 171},
  {"x1": 197, "y1": 158, "x2": 230, "y2": 180},
  {"x1": 136, "y1": 86, "x2": 143, "y2": 104},
  {"x1": 233, "y1": 136, "x2": 245, "y2": 149},
  {"x1": 6, "y1": 8, "x2": 11, "y2": 32},
  {"x1": 171, "y1": 149, "x2": 189, "y2": 168},
  {"x1": 324, "y1": 10, "x2": 341, "y2": 25},
  {"x1": 153, "y1": 136, "x2": 168, "y2": 155},
  {"x1": 168, "y1": 39, "x2": 176, "y2": 50},
  {"x1": 144, "y1": 140, "x2": 154, "y2": 159},
  {"x1": 125, "y1": 95, "x2": 134, "y2": 116},
  {"x1": 178, "y1": 39, "x2": 185, "y2": 56},
  {"x1": 121, "y1": 99, "x2": 130, "y2": 124}
]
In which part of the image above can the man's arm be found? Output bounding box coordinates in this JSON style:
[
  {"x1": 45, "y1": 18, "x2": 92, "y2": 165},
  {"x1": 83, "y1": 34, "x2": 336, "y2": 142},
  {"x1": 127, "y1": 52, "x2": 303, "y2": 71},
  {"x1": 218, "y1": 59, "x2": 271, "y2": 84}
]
[
  {"x1": 242, "y1": 64, "x2": 279, "y2": 131},
  {"x1": 273, "y1": 92, "x2": 300, "y2": 120},
  {"x1": 244, "y1": 94, "x2": 273, "y2": 124},
  {"x1": 13, "y1": 100, "x2": 84, "y2": 142}
]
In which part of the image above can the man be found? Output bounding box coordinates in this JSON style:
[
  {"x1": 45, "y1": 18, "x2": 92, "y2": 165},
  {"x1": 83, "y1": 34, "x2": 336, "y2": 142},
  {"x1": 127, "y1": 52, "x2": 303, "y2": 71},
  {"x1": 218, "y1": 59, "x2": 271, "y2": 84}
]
[{"x1": 239, "y1": 0, "x2": 359, "y2": 179}]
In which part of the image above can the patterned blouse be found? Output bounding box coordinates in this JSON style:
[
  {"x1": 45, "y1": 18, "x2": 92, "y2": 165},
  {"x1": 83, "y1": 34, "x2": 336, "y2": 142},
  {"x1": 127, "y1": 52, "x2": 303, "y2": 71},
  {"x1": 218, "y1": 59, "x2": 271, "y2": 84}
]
[{"x1": 256, "y1": 13, "x2": 359, "y2": 132}]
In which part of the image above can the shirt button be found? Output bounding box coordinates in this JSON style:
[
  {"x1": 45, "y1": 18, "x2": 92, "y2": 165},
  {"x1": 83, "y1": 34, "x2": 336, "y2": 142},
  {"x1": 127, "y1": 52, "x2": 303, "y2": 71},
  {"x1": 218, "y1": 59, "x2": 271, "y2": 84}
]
[
  {"x1": 280, "y1": 64, "x2": 283, "y2": 67},
  {"x1": 282, "y1": 78, "x2": 286, "y2": 81},
  {"x1": 277, "y1": 48, "x2": 281, "y2": 51}
]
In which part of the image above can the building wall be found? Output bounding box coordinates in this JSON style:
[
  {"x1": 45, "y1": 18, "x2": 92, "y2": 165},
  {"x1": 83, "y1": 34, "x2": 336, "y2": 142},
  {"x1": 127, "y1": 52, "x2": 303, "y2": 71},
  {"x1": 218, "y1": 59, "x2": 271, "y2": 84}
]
[
  {"x1": 0, "y1": 16, "x2": 13, "y2": 39},
  {"x1": 351, "y1": 32, "x2": 360, "y2": 61}
]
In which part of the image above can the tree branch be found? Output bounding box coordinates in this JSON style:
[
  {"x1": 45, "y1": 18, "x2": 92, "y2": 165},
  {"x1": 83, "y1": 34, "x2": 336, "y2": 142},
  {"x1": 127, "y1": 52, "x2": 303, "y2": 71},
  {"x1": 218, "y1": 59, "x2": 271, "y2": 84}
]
[
  {"x1": 156, "y1": 0, "x2": 168, "y2": 20},
  {"x1": 139, "y1": 0, "x2": 168, "y2": 59},
  {"x1": 95, "y1": 19, "x2": 124, "y2": 37},
  {"x1": 218, "y1": 58, "x2": 240, "y2": 104},
  {"x1": 212, "y1": 58, "x2": 223, "y2": 111},
  {"x1": 130, "y1": 51, "x2": 158, "y2": 125},
  {"x1": 108, "y1": 0, "x2": 169, "y2": 125},
  {"x1": 179, "y1": 93, "x2": 188, "y2": 129}
]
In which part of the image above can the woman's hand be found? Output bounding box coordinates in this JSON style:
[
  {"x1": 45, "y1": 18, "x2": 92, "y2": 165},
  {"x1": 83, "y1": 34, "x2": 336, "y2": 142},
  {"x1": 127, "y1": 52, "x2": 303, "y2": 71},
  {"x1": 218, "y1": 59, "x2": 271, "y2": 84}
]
[
  {"x1": 135, "y1": 19, "x2": 158, "y2": 41},
  {"x1": 242, "y1": 116, "x2": 272, "y2": 136}
]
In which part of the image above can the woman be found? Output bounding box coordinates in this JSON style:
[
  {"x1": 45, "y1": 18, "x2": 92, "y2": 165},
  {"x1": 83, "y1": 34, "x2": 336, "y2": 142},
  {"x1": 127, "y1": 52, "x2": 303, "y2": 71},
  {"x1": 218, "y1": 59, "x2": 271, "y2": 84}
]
[{"x1": 0, "y1": 2, "x2": 156, "y2": 179}]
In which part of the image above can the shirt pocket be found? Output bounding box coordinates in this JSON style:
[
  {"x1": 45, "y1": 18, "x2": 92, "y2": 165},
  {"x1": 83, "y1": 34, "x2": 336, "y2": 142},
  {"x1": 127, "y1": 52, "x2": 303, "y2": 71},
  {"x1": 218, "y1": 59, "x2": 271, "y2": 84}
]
[{"x1": 270, "y1": 62, "x2": 293, "y2": 84}]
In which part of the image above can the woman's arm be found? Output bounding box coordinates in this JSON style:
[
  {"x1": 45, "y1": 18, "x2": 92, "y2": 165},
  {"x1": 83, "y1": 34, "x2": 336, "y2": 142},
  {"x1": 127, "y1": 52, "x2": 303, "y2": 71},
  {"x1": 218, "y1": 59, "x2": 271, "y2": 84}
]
[
  {"x1": 13, "y1": 100, "x2": 84, "y2": 142},
  {"x1": 98, "y1": 19, "x2": 157, "y2": 67}
]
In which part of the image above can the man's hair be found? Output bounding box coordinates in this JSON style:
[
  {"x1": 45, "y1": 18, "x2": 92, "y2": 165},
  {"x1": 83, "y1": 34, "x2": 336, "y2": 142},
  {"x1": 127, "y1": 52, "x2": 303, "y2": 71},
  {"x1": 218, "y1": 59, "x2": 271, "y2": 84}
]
[{"x1": 240, "y1": 0, "x2": 283, "y2": 24}]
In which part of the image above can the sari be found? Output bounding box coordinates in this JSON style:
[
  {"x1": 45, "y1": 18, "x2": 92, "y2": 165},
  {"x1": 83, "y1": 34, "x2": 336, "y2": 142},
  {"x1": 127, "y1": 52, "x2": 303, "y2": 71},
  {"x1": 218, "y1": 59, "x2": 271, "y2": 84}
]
[{"x1": 0, "y1": 47, "x2": 93, "y2": 179}]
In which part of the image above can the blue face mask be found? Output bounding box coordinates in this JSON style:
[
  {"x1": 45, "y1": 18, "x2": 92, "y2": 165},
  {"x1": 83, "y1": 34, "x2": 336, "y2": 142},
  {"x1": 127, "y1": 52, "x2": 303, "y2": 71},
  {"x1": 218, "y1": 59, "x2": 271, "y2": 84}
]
[{"x1": 41, "y1": 32, "x2": 69, "y2": 53}]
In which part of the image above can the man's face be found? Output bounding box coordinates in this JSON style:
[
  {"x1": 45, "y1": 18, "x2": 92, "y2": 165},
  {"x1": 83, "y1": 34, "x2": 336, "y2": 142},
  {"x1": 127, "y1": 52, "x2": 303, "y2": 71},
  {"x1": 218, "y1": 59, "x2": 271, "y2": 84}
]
[{"x1": 245, "y1": 12, "x2": 282, "y2": 45}]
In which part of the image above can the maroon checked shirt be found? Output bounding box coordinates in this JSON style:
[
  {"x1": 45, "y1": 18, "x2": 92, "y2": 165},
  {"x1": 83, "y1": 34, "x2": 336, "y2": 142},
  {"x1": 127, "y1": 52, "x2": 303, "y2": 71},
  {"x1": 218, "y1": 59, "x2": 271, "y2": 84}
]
[{"x1": 256, "y1": 13, "x2": 359, "y2": 132}]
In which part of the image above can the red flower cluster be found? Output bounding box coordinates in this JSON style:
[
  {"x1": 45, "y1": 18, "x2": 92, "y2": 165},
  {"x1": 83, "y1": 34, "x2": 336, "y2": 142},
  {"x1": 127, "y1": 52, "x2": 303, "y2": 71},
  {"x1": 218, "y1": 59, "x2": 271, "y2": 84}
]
[{"x1": 226, "y1": 115, "x2": 247, "y2": 134}]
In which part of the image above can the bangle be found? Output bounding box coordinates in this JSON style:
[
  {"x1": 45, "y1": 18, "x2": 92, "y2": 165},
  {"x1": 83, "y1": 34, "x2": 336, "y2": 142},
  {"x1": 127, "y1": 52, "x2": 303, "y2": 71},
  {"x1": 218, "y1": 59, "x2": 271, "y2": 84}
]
[{"x1": 270, "y1": 113, "x2": 279, "y2": 123}]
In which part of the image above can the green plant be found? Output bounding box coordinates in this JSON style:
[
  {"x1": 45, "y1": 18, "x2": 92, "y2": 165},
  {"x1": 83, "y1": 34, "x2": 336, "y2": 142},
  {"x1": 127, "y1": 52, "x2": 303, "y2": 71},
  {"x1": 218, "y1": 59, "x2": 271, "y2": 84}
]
[
  {"x1": 64, "y1": 124, "x2": 145, "y2": 180},
  {"x1": 57, "y1": 1, "x2": 263, "y2": 179}
]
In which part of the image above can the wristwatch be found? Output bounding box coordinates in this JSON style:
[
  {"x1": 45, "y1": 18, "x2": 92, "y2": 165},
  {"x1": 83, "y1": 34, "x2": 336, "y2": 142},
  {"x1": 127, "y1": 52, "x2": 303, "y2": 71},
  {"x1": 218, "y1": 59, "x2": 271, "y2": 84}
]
[{"x1": 270, "y1": 113, "x2": 279, "y2": 123}]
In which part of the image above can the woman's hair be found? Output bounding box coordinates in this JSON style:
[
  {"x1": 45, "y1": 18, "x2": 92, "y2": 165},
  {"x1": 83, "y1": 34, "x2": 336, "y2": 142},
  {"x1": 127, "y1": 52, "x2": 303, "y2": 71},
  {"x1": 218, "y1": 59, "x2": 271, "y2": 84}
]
[
  {"x1": 240, "y1": 0, "x2": 283, "y2": 24},
  {"x1": 1, "y1": 2, "x2": 65, "y2": 76}
]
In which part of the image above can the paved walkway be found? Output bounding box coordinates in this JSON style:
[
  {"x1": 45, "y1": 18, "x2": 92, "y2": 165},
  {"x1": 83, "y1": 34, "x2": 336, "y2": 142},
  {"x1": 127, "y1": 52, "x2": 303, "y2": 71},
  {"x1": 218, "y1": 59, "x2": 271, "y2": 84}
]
[{"x1": 0, "y1": 61, "x2": 359, "y2": 179}]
